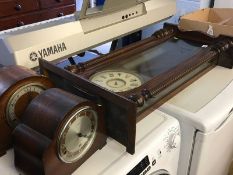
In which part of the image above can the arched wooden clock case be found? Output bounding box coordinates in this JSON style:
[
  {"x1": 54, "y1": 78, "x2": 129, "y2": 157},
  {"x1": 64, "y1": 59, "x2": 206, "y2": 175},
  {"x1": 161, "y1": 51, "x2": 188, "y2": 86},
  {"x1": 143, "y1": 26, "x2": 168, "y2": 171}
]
[
  {"x1": 0, "y1": 65, "x2": 53, "y2": 156},
  {"x1": 13, "y1": 88, "x2": 107, "y2": 175}
]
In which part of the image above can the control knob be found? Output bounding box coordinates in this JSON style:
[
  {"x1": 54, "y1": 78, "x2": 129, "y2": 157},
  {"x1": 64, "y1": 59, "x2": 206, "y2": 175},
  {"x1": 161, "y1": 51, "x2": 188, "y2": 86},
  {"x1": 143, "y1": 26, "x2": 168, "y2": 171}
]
[{"x1": 168, "y1": 133, "x2": 180, "y2": 149}]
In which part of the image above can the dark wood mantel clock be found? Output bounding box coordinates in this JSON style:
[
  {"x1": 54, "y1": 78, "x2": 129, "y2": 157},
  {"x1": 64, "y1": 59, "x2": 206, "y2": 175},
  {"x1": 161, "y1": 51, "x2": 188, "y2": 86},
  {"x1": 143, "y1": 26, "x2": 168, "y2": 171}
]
[
  {"x1": 13, "y1": 88, "x2": 107, "y2": 175},
  {"x1": 0, "y1": 65, "x2": 53, "y2": 156}
]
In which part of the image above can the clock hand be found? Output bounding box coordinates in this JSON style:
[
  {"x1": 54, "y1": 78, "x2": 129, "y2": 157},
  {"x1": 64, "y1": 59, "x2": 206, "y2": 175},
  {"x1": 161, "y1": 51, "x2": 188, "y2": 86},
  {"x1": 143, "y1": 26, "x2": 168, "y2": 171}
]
[
  {"x1": 77, "y1": 133, "x2": 84, "y2": 137},
  {"x1": 77, "y1": 133, "x2": 90, "y2": 138}
]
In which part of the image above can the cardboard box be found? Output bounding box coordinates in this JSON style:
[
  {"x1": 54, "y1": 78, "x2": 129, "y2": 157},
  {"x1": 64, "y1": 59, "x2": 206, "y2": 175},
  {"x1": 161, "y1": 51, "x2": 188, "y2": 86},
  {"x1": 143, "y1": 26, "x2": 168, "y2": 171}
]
[{"x1": 179, "y1": 8, "x2": 233, "y2": 37}]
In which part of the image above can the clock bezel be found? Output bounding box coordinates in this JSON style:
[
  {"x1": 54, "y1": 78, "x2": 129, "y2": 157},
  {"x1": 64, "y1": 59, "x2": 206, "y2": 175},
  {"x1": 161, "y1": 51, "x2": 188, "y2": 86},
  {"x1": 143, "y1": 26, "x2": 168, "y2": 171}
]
[
  {"x1": 57, "y1": 106, "x2": 98, "y2": 163},
  {"x1": 6, "y1": 82, "x2": 46, "y2": 128}
]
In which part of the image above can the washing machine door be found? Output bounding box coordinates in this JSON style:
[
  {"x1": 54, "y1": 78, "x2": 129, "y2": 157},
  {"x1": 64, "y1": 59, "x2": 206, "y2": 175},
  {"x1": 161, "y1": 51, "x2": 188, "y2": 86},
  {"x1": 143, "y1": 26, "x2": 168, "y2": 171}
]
[{"x1": 149, "y1": 169, "x2": 170, "y2": 175}]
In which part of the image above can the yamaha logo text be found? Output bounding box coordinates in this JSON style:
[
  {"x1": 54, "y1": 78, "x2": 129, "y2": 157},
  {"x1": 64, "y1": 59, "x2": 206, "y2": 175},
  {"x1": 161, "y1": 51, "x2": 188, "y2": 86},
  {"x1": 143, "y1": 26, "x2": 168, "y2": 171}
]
[{"x1": 29, "y1": 42, "x2": 67, "y2": 62}]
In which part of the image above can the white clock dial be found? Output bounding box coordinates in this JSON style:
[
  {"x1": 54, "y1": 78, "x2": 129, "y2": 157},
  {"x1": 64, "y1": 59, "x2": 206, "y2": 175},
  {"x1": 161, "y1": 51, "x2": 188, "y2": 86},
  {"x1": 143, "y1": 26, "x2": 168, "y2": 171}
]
[
  {"x1": 6, "y1": 83, "x2": 45, "y2": 127},
  {"x1": 58, "y1": 106, "x2": 97, "y2": 163},
  {"x1": 90, "y1": 70, "x2": 142, "y2": 92}
]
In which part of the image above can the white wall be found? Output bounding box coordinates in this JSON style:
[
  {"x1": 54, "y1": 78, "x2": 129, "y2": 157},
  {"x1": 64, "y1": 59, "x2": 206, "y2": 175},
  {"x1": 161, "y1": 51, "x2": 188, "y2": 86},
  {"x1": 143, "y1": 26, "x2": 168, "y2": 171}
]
[
  {"x1": 214, "y1": 0, "x2": 233, "y2": 7},
  {"x1": 200, "y1": 0, "x2": 212, "y2": 8},
  {"x1": 76, "y1": 0, "x2": 82, "y2": 11}
]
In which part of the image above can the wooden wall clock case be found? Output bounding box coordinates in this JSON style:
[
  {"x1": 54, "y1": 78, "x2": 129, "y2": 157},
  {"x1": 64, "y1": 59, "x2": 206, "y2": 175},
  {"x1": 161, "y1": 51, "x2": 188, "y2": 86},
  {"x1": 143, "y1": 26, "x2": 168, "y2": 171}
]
[{"x1": 39, "y1": 24, "x2": 233, "y2": 155}]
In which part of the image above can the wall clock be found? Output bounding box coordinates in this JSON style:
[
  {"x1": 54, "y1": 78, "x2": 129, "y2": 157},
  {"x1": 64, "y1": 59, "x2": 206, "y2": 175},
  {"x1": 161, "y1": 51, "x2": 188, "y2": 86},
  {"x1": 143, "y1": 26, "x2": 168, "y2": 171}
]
[{"x1": 39, "y1": 24, "x2": 233, "y2": 154}]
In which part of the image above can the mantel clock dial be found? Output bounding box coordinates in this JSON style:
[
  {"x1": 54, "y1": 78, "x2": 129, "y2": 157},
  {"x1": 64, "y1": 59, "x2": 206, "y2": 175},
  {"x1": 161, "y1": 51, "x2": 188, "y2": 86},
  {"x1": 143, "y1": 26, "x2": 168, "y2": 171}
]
[
  {"x1": 0, "y1": 65, "x2": 53, "y2": 156},
  {"x1": 90, "y1": 70, "x2": 142, "y2": 92},
  {"x1": 58, "y1": 106, "x2": 98, "y2": 163},
  {"x1": 13, "y1": 88, "x2": 106, "y2": 175},
  {"x1": 6, "y1": 83, "x2": 45, "y2": 127}
]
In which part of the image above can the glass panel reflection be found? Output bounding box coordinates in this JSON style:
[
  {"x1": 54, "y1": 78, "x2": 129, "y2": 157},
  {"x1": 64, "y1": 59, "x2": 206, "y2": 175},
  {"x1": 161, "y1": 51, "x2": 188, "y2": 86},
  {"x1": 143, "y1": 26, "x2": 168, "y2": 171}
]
[{"x1": 106, "y1": 38, "x2": 203, "y2": 82}]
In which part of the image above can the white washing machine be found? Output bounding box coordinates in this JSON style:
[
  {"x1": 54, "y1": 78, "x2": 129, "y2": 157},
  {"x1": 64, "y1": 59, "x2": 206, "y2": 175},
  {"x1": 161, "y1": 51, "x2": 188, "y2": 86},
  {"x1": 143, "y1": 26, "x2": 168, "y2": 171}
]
[
  {"x1": 0, "y1": 110, "x2": 180, "y2": 175},
  {"x1": 74, "y1": 110, "x2": 180, "y2": 175},
  {"x1": 159, "y1": 66, "x2": 233, "y2": 175}
]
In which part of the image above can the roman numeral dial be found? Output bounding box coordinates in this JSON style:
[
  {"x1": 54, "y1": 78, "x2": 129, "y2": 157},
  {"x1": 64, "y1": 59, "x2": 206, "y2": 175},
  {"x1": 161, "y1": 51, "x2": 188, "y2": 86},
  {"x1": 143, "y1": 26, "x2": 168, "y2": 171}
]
[{"x1": 90, "y1": 70, "x2": 142, "y2": 92}]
